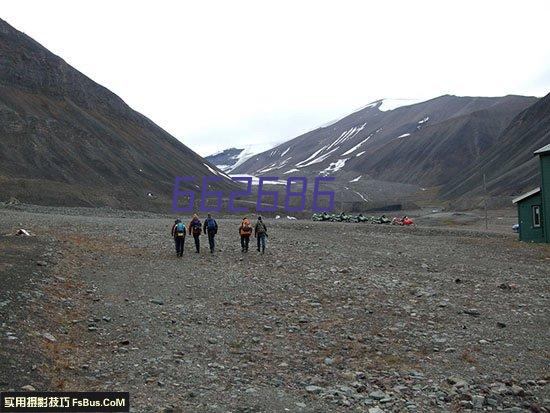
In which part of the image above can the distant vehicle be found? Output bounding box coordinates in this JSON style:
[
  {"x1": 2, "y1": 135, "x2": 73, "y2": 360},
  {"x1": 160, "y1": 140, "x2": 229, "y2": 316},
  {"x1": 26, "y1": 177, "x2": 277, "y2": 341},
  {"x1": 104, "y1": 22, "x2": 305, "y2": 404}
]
[
  {"x1": 512, "y1": 224, "x2": 520, "y2": 233},
  {"x1": 392, "y1": 216, "x2": 414, "y2": 226}
]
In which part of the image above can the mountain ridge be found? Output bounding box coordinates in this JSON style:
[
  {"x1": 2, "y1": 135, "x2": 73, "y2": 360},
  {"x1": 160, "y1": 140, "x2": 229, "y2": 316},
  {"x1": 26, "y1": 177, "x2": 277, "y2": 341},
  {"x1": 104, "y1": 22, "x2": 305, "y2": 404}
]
[
  {"x1": 231, "y1": 94, "x2": 541, "y2": 207},
  {"x1": 0, "y1": 18, "x2": 234, "y2": 211}
]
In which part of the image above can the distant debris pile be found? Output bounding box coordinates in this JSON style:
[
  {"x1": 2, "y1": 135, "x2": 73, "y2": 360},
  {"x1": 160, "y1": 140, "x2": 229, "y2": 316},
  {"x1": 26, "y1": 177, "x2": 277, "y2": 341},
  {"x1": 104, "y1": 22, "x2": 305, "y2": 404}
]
[
  {"x1": 312, "y1": 212, "x2": 391, "y2": 223},
  {"x1": 6, "y1": 197, "x2": 20, "y2": 205},
  {"x1": 312, "y1": 212, "x2": 414, "y2": 225},
  {"x1": 392, "y1": 216, "x2": 414, "y2": 226},
  {"x1": 7, "y1": 228, "x2": 35, "y2": 236}
]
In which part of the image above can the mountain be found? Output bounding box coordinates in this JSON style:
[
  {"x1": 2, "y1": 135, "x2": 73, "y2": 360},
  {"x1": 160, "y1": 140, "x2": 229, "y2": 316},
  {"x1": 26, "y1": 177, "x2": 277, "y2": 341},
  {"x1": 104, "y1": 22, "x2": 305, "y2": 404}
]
[
  {"x1": 205, "y1": 144, "x2": 278, "y2": 173},
  {"x1": 205, "y1": 147, "x2": 245, "y2": 172},
  {"x1": 233, "y1": 95, "x2": 539, "y2": 207},
  {"x1": 353, "y1": 96, "x2": 536, "y2": 187},
  {"x1": 445, "y1": 92, "x2": 550, "y2": 207},
  {"x1": 0, "y1": 18, "x2": 234, "y2": 210}
]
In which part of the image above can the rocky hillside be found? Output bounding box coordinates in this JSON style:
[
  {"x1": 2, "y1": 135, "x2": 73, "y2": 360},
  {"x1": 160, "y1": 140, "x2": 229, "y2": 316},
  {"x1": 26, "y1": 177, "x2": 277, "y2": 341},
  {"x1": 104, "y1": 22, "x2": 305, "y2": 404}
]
[
  {"x1": 0, "y1": 18, "x2": 234, "y2": 210},
  {"x1": 444, "y1": 92, "x2": 550, "y2": 206}
]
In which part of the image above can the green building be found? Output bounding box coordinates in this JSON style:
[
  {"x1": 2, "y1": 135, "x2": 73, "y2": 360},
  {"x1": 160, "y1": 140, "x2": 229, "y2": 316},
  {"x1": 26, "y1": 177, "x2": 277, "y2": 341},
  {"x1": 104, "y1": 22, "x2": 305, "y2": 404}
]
[{"x1": 512, "y1": 143, "x2": 550, "y2": 243}]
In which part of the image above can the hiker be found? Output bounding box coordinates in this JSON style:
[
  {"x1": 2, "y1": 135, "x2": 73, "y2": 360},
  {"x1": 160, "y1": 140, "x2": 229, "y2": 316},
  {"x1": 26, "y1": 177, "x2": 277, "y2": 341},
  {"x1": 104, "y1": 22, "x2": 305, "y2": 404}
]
[
  {"x1": 171, "y1": 219, "x2": 186, "y2": 257},
  {"x1": 188, "y1": 214, "x2": 202, "y2": 253},
  {"x1": 254, "y1": 216, "x2": 268, "y2": 253},
  {"x1": 203, "y1": 213, "x2": 218, "y2": 253},
  {"x1": 239, "y1": 217, "x2": 253, "y2": 252}
]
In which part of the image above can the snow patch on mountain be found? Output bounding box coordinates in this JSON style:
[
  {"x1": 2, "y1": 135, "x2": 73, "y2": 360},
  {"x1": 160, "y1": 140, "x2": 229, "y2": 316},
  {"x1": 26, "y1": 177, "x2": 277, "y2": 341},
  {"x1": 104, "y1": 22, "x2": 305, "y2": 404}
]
[
  {"x1": 342, "y1": 133, "x2": 373, "y2": 156},
  {"x1": 220, "y1": 143, "x2": 274, "y2": 172},
  {"x1": 203, "y1": 163, "x2": 232, "y2": 180},
  {"x1": 295, "y1": 146, "x2": 327, "y2": 167},
  {"x1": 353, "y1": 191, "x2": 369, "y2": 202},
  {"x1": 417, "y1": 116, "x2": 430, "y2": 130},
  {"x1": 229, "y1": 174, "x2": 286, "y2": 186},
  {"x1": 257, "y1": 163, "x2": 278, "y2": 173},
  {"x1": 284, "y1": 168, "x2": 300, "y2": 174},
  {"x1": 298, "y1": 146, "x2": 341, "y2": 167},
  {"x1": 327, "y1": 123, "x2": 366, "y2": 152},
  {"x1": 321, "y1": 158, "x2": 348, "y2": 175},
  {"x1": 279, "y1": 156, "x2": 292, "y2": 167}
]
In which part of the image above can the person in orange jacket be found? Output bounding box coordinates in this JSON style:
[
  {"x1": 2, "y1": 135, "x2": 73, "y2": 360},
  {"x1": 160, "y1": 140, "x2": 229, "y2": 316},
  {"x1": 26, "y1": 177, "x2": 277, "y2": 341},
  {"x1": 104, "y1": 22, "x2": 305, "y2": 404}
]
[{"x1": 239, "y1": 217, "x2": 253, "y2": 252}]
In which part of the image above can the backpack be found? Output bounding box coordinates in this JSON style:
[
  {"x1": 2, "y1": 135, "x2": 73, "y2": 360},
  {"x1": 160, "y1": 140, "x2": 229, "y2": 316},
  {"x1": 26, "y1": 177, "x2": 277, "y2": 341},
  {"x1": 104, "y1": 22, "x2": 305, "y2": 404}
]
[
  {"x1": 175, "y1": 222, "x2": 185, "y2": 237},
  {"x1": 192, "y1": 220, "x2": 202, "y2": 235},
  {"x1": 207, "y1": 218, "x2": 217, "y2": 233},
  {"x1": 256, "y1": 222, "x2": 266, "y2": 234}
]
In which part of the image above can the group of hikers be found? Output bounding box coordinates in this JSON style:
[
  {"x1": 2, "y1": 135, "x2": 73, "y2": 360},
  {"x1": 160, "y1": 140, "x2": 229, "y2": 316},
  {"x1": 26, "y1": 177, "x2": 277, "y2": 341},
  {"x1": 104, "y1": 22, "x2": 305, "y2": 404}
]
[{"x1": 170, "y1": 214, "x2": 268, "y2": 256}]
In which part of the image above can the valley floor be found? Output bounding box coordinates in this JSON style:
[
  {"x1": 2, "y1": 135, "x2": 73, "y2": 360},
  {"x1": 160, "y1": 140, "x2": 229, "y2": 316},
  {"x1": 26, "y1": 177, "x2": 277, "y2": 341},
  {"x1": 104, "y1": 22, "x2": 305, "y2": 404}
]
[{"x1": 0, "y1": 206, "x2": 549, "y2": 412}]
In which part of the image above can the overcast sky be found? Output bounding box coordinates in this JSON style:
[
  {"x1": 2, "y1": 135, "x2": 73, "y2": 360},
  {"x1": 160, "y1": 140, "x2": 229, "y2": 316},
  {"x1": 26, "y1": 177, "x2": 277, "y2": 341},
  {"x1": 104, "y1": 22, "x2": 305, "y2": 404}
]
[{"x1": 2, "y1": 0, "x2": 550, "y2": 155}]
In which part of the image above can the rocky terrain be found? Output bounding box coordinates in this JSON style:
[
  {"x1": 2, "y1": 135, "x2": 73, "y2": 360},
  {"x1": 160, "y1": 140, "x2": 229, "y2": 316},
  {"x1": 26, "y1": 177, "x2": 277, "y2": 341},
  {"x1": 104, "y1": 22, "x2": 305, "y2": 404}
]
[{"x1": 1, "y1": 204, "x2": 548, "y2": 412}]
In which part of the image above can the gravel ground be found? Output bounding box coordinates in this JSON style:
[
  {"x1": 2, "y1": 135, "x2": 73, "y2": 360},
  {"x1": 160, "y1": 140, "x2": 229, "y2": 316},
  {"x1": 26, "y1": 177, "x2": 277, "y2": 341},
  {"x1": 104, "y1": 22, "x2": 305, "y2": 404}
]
[{"x1": 0, "y1": 206, "x2": 549, "y2": 413}]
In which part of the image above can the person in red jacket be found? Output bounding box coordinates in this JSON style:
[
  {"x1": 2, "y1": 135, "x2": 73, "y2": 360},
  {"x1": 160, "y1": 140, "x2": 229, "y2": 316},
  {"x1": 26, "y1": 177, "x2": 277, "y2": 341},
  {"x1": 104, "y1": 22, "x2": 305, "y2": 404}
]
[
  {"x1": 188, "y1": 214, "x2": 202, "y2": 253},
  {"x1": 239, "y1": 217, "x2": 253, "y2": 252}
]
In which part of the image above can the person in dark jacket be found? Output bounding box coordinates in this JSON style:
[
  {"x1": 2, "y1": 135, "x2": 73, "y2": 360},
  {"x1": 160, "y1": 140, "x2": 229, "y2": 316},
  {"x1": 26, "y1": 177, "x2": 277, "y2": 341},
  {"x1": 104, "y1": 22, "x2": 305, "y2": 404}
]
[
  {"x1": 203, "y1": 213, "x2": 218, "y2": 253},
  {"x1": 254, "y1": 216, "x2": 267, "y2": 254},
  {"x1": 171, "y1": 219, "x2": 186, "y2": 257},
  {"x1": 188, "y1": 214, "x2": 202, "y2": 253}
]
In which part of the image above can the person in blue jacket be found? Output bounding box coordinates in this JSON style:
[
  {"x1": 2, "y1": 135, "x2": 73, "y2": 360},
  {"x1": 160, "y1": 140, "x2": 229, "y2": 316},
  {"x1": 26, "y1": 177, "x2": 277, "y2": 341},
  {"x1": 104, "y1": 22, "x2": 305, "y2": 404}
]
[
  {"x1": 171, "y1": 218, "x2": 186, "y2": 257},
  {"x1": 203, "y1": 213, "x2": 218, "y2": 253}
]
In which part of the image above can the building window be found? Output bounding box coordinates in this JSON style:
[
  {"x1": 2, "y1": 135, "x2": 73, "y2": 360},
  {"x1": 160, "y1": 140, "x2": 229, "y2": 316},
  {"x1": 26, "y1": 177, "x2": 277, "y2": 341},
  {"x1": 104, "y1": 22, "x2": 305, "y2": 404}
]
[{"x1": 532, "y1": 205, "x2": 541, "y2": 228}]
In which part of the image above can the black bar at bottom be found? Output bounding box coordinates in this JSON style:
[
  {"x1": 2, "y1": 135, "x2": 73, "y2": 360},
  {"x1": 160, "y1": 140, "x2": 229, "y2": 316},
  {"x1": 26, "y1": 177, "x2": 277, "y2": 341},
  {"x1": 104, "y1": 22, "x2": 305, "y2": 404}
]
[{"x1": 0, "y1": 392, "x2": 129, "y2": 413}]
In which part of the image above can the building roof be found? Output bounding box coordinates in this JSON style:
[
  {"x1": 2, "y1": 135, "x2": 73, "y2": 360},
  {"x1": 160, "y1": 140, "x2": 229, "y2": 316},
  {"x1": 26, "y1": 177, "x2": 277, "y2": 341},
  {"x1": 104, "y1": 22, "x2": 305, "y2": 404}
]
[
  {"x1": 512, "y1": 187, "x2": 541, "y2": 204},
  {"x1": 534, "y1": 143, "x2": 550, "y2": 155}
]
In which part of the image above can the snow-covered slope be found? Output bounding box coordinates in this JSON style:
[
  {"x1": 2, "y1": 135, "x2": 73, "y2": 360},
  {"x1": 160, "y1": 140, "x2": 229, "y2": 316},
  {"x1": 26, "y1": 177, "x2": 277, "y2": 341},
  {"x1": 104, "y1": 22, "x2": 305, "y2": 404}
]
[
  {"x1": 205, "y1": 143, "x2": 275, "y2": 173},
  {"x1": 232, "y1": 95, "x2": 538, "y2": 200}
]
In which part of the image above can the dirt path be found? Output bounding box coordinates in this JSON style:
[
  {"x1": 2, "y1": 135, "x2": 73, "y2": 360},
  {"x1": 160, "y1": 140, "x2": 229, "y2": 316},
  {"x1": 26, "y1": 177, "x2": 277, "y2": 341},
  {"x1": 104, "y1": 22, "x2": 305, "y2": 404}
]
[{"x1": 1, "y1": 208, "x2": 549, "y2": 412}]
